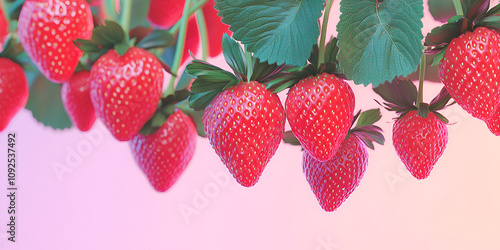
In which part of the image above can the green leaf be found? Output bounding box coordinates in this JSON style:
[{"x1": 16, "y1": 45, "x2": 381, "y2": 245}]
[
  {"x1": 6, "y1": 0, "x2": 24, "y2": 21},
  {"x1": 337, "y1": 0, "x2": 424, "y2": 86},
  {"x1": 25, "y1": 75, "x2": 72, "y2": 130},
  {"x1": 215, "y1": 0, "x2": 324, "y2": 66},
  {"x1": 355, "y1": 109, "x2": 382, "y2": 128},
  {"x1": 428, "y1": 0, "x2": 456, "y2": 22},
  {"x1": 176, "y1": 69, "x2": 193, "y2": 91},
  {"x1": 463, "y1": 0, "x2": 489, "y2": 21},
  {"x1": 222, "y1": 33, "x2": 247, "y2": 77},
  {"x1": 424, "y1": 21, "x2": 463, "y2": 46},
  {"x1": 135, "y1": 30, "x2": 176, "y2": 50},
  {"x1": 75, "y1": 20, "x2": 126, "y2": 53},
  {"x1": 373, "y1": 78, "x2": 417, "y2": 108}
]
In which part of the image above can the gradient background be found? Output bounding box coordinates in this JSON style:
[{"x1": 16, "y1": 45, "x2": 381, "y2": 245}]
[{"x1": 1, "y1": 1, "x2": 500, "y2": 249}]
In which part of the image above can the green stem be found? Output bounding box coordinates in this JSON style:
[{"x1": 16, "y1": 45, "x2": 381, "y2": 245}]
[
  {"x1": 245, "y1": 45, "x2": 253, "y2": 81},
  {"x1": 416, "y1": 53, "x2": 426, "y2": 108},
  {"x1": 195, "y1": 1, "x2": 209, "y2": 61},
  {"x1": 453, "y1": 0, "x2": 464, "y2": 16},
  {"x1": 164, "y1": 0, "x2": 193, "y2": 98},
  {"x1": 318, "y1": 0, "x2": 334, "y2": 66},
  {"x1": 120, "y1": 0, "x2": 133, "y2": 35},
  {"x1": 170, "y1": 0, "x2": 208, "y2": 35}
]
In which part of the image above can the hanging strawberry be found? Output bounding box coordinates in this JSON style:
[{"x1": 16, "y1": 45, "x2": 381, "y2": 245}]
[
  {"x1": 17, "y1": 0, "x2": 94, "y2": 83},
  {"x1": 61, "y1": 70, "x2": 96, "y2": 132},
  {"x1": 187, "y1": 34, "x2": 286, "y2": 187},
  {"x1": 425, "y1": 0, "x2": 500, "y2": 121},
  {"x1": 374, "y1": 80, "x2": 453, "y2": 179},
  {"x1": 285, "y1": 109, "x2": 385, "y2": 212},
  {"x1": 267, "y1": 38, "x2": 355, "y2": 162}
]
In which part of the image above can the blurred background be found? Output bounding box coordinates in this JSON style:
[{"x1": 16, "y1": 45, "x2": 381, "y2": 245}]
[{"x1": 1, "y1": 0, "x2": 500, "y2": 249}]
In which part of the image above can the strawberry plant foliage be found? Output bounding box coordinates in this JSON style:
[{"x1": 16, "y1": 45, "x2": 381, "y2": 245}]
[
  {"x1": 215, "y1": 0, "x2": 324, "y2": 66},
  {"x1": 337, "y1": 0, "x2": 424, "y2": 87}
]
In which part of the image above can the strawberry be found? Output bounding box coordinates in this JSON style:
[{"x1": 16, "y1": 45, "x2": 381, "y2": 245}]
[
  {"x1": 89, "y1": 47, "x2": 163, "y2": 141},
  {"x1": 130, "y1": 109, "x2": 197, "y2": 192},
  {"x1": 285, "y1": 72, "x2": 355, "y2": 162},
  {"x1": 202, "y1": 81, "x2": 286, "y2": 187},
  {"x1": 485, "y1": 107, "x2": 500, "y2": 136},
  {"x1": 303, "y1": 134, "x2": 368, "y2": 212},
  {"x1": 202, "y1": 0, "x2": 232, "y2": 57},
  {"x1": 61, "y1": 70, "x2": 96, "y2": 132},
  {"x1": 182, "y1": 17, "x2": 199, "y2": 65},
  {"x1": 148, "y1": 0, "x2": 184, "y2": 29},
  {"x1": 0, "y1": 58, "x2": 29, "y2": 131},
  {"x1": 438, "y1": 27, "x2": 500, "y2": 120},
  {"x1": 17, "y1": 0, "x2": 93, "y2": 83},
  {"x1": 392, "y1": 111, "x2": 448, "y2": 179},
  {"x1": 0, "y1": 7, "x2": 8, "y2": 51}
]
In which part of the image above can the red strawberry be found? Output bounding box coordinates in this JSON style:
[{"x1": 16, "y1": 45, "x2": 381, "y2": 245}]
[
  {"x1": 392, "y1": 111, "x2": 448, "y2": 179},
  {"x1": 181, "y1": 17, "x2": 200, "y2": 65},
  {"x1": 485, "y1": 107, "x2": 500, "y2": 136},
  {"x1": 61, "y1": 70, "x2": 96, "y2": 132},
  {"x1": 0, "y1": 7, "x2": 8, "y2": 51},
  {"x1": 203, "y1": 81, "x2": 285, "y2": 187},
  {"x1": 0, "y1": 58, "x2": 29, "y2": 131},
  {"x1": 130, "y1": 109, "x2": 197, "y2": 192},
  {"x1": 17, "y1": 0, "x2": 93, "y2": 83},
  {"x1": 89, "y1": 47, "x2": 163, "y2": 141},
  {"x1": 148, "y1": 0, "x2": 184, "y2": 29},
  {"x1": 202, "y1": 0, "x2": 232, "y2": 57},
  {"x1": 285, "y1": 72, "x2": 355, "y2": 162},
  {"x1": 438, "y1": 27, "x2": 500, "y2": 120},
  {"x1": 303, "y1": 134, "x2": 368, "y2": 212}
]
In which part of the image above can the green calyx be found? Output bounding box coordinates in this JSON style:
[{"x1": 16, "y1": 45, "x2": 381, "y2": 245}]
[
  {"x1": 186, "y1": 33, "x2": 287, "y2": 110},
  {"x1": 425, "y1": 0, "x2": 500, "y2": 65},
  {"x1": 373, "y1": 79, "x2": 453, "y2": 123},
  {"x1": 265, "y1": 37, "x2": 344, "y2": 94},
  {"x1": 349, "y1": 109, "x2": 385, "y2": 150},
  {"x1": 0, "y1": 37, "x2": 24, "y2": 65}
]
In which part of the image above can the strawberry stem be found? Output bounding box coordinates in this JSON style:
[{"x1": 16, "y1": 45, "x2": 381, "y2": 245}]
[
  {"x1": 453, "y1": 0, "x2": 464, "y2": 16},
  {"x1": 170, "y1": 0, "x2": 208, "y2": 35},
  {"x1": 195, "y1": 0, "x2": 209, "y2": 61},
  {"x1": 119, "y1": 0, "x2": 133, "y2": 35},
  {"x1": 245, "y1": 45, "x2": 253, "y2": 80},
  {"x1": 318, "y1": 0, "x2": 334, "y2": 66},
  {"x1": 416, "y1": 52, "x2": 426, "y2": 109},
  {"x1": 164, "y1": 0, "x2": 193, "y2": 98}
]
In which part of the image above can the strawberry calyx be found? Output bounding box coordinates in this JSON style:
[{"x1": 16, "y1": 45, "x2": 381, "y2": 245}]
[
  {"x1": 266, "y1": 37, "x2": 345, "y2": 93},
  {"x1": 284, "y1": 108, "x2": 385, "y2": 150},
  {"x1": 187, "y1": 33, "x2": 285, "y2": 110},
  {"x1": 75, "y1": 20, "x2": 175, "y2": 74},
  {"x1": 373, "y1": 79, "x2": 453, "y2": 123},
  {"x1": 0, "y1": 37, "x2": 23, "y2": 65},
  {"x1": 425, "y1": 0, "x2": 500, "y2": 65}
]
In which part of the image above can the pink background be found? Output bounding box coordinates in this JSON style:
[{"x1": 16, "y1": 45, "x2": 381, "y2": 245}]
[{"x1": 1, "y1": 1, "x2": 500, "y2": 249}]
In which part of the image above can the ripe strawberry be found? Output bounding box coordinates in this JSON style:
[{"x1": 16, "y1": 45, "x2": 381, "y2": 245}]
[
  {"x1": 203, "y1": 81, "x2": 285, "y2": 187},
  {"x1": 130, "y1": 109, "x2": 197, "y2": 192},
  {"x1": 89, "y1": 47, "x2": 163, "y2": 141},
  {"x1": 17, "y1": 0, "x2": 93, "y2": 83},
  {"x1": 61, "y1": 70, "x2": 96, "y2": 132},
  {"x1": 148, "y1": 0, "x2": 184, "y2": 29},
  {"x1": 285, "y1": 72, "x2": 355, "y2": 162},
  {"x1": 181, "y1": 17, "x2": 199, "y2": 65},
  {"x1": 392, "y1": 111, "x2": 448, "y2": 179},
  {"x1": 303, "y1": 134, "x2": 368, "y2": 212},
  {"x1": 202, "y1": 0, "x2": 231, "y2": 57},
  {"x1": 0, "y1": 7, "x2": 8, "y2": 51},
  {"x1": 485, "y1": 107, "x2": 500, "y2": 136},
  {"x1": 438, "y1": 27, "x2": 500, "y2": 120},
  {"x1": 0, "y1": 58, "x2": 29, "y2": 131}
]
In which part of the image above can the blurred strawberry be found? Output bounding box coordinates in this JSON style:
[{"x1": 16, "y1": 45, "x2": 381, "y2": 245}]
[
  {"x1": 61, "y1": 70, "x2": 96, "y2": 132},
  {"x1": 181, "y1": 17, "x2": 199, "y2": 65},
  {"x1": 0, "y1": 6, "x2": 8, "y2": 51},
  {"x1": 202, "y1": 0, "x2": 231, "y2": 57},
  {"x1": 148, "y1": 0, "x2": 185, "y2": 29},
  {"x1": 0, "y1": 58, "x2": 29, "y2": 131}
]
